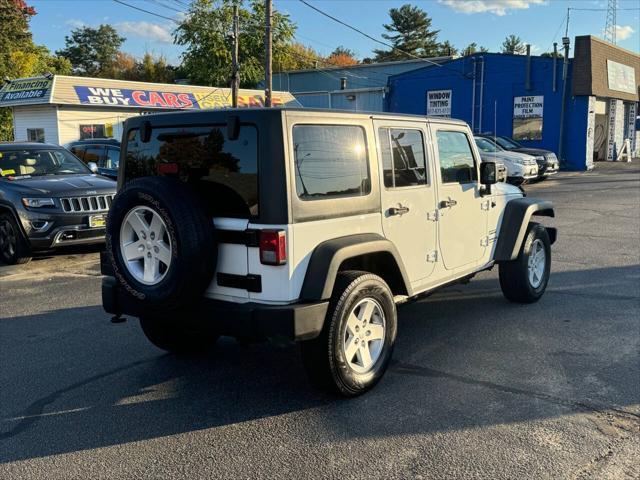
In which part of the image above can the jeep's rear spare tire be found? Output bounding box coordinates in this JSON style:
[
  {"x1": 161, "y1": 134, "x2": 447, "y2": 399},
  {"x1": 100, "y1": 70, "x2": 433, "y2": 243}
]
[{"x1": 106, "y1": 177, "x2": 217, "y2": 309}]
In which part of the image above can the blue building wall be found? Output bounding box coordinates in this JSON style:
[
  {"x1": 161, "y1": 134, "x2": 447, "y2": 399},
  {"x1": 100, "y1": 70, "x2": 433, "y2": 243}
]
[{"x1": 387, "y1": 53, "x2": 590, "y2": 170}]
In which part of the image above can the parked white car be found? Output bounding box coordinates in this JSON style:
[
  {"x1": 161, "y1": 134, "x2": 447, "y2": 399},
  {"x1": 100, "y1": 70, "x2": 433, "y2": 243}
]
[{"x1": 474, "y1": 136, "x2": 538, "y2": 185}]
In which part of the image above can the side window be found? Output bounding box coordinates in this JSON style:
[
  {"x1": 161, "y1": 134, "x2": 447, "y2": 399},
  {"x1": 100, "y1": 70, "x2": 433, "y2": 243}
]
[
  {"x1": 378, "y1": 128, "x2": 427, "y2": 188},
  {"x1": 292, "y1": 125, "x2": 370, "y2": 200},
  {"x1": 84, "y1": 147, "x2": 106, "y2": 167},
  {"x1": 106, "y1": 147, "x2": 120, "y2": 169},
  {"x1": 436, "y1": 131, "x2": 478, "y2": 184},
  {"x1": 70, "y1": 146, "x2": 86, "y2": 160}
]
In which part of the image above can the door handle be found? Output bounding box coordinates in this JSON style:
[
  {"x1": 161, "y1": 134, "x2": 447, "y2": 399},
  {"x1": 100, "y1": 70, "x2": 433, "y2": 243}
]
[
  {"x1": 439, "y1": 197, "x2": 457, "y2": 208},
  {"x1": 388, "y1": 205, "x2": 410, "y2": 216}
]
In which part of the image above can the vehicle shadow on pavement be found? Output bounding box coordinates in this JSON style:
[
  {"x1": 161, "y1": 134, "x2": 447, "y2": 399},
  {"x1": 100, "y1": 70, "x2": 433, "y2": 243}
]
[{"x1": 1, "y1": 264, "x2": 638, "y2": 463}]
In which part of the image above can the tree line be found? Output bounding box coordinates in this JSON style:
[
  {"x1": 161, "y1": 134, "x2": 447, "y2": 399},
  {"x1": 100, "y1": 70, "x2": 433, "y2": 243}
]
[{"x1": 1, "y1": 0, "x2": 544, "y2": 140}]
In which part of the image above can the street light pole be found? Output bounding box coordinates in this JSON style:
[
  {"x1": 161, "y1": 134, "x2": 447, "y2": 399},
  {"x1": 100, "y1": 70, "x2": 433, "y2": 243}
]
[{"x1": 264, "y1": 0, "x2": 272, "y2": 107}]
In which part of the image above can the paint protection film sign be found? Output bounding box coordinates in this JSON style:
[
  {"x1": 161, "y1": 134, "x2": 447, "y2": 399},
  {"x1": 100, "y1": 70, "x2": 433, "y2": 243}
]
[
  {"x1": 426, "y1": 90, "x2": 452, "y2": 117},
  {"x1": 513, "y1": 95, "x2": 544, "y2": 118}
]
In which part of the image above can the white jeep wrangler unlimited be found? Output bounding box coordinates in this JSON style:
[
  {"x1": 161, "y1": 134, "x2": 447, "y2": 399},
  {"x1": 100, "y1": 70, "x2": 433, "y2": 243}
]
[{"x1": 102, "y1": 108, "x2": 556, "y2": 396}]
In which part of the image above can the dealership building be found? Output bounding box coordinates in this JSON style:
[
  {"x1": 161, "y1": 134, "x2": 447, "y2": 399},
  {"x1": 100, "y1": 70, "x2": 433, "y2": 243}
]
[
  {"x1": 387, "y1": 36, "x2": 639, "y2": 170},
  {"x1": 0, "y1": 75, "x2": 298, "y2": 146}
]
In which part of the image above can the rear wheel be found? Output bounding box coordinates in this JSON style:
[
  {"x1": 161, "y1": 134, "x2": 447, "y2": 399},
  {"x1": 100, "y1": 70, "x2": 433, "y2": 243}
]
[
  {"x1": 300, "y1": 271, "x2": 397, "y2": 397},
  {"x1": 140, "y1": 316, "x2": 219, "y2": 354},
  {"x1": 0, "y1": 213, "x2": 31, "y2": 265},
  {"x1": 499, "y1": 223, "x2": 551, "y2": 303}
]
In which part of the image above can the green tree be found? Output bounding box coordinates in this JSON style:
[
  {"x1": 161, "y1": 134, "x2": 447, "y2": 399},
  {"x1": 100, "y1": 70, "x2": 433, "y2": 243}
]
[
  {"x1": 501, "y1": 34, "x2": 526, "y2": 55},
  {"x1": 276, "y1": 42, "x2": 323, "y2": 71},
  {"x1": 461, "y1": 42, "x2": 489, "y2": 56},
  {"x1": 175, "y1": 0, "x2": 295, "y2": 88},
  {"x1": 0, "y1": 0, "x2": 71, "y2": 141},
  {"x1": 56, "y1": 25, "x2": 125, "y2": 77},
  {"x1": 540, "y1": 51, "x2": 563, "y2": 58},
  {"x1": 438, "y1": 40, "x2": 458, "y2": 57},
  {"x1": 374, "y1": 4, "x2": 440, "y2": 61}
]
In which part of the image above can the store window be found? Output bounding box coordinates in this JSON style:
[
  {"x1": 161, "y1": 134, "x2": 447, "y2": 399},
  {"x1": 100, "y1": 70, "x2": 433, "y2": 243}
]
[
  {"x1": 27, "y1": 128, "x2": 45, "y2": 143},
  {"x1": 378, "y1": 128, "x2": 427, "y2": 188},
  {"x1": 80, "y1": 124, "x2": 106, "y2": 139},
  {"x1": 513, "y1": 118, "x2": 543, "y2": 141}
]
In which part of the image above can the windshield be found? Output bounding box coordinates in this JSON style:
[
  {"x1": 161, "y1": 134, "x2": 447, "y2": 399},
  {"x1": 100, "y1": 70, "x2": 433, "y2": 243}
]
[
  {"x1": 0, "y1": 149, "x2": 90, "y2": 177},
  {"x1": 496, "y1": 137, "x2": 522, "y2": 149},
  {"x1": 474, "y1": 138, "x2": 500, "y2": 153}
]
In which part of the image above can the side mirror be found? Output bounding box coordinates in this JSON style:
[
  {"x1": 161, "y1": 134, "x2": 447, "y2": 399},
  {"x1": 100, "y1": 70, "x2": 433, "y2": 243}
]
[
  {"x1": 87, "y1": 162, "x2": 98, "y2": 173},
  {"x1": 480, "y1": 161, "x2": 497, "y2": 195}
]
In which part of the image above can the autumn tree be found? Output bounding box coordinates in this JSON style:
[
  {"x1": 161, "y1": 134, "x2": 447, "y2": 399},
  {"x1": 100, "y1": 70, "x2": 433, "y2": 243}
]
[
  {"x1": 326, "y1": 46, "x2": 358, "y2": 66},
  {"x1": 276, "y1": 42, "x2": 324, "y2": 71},
  {"x1": 374, "y1": 4, "x2": 440, "y2": 61}
]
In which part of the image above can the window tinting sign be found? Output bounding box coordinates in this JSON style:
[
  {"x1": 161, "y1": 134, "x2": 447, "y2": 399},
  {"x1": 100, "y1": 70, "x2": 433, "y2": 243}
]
[{"x1": 426, "y1": 90, "x2": 452, "y2": 117}]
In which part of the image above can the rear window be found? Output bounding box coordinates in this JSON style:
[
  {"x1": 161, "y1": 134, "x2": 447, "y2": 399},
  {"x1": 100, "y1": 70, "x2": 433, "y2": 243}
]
[
  {"x1": 292, "y1": 125, "x2": 370, "y2": 200},
  {"x1": 124, "y1": 125, "x2": 259, "y2": 217}
]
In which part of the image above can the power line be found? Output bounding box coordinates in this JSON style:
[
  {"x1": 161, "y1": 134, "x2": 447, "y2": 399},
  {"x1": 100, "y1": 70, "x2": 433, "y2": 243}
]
[
  {"x1": 297, "y1": 0, "x2": 443, "y2": 68},
  {"x1": 112, "y1": 0, "x2": 180, "y2": 23},
  {"x1": 146, "y1": 0, "x2": 184, "y2": 14}
]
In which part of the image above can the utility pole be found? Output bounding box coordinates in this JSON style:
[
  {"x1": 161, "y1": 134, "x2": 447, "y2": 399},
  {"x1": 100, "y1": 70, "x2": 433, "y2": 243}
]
[
  {"x1": 558, "y1": 35, "x2": 571, "y2": 165},
  {"x1": 264, "y1": 0, "x2": 272, "y2": 107},
  {"x1": 231, "y1": 2, "x2": 239, "y2": 108}
]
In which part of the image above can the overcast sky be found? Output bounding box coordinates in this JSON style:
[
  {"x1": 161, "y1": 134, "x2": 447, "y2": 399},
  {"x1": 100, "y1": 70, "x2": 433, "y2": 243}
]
[{"x1": 30, "y1": 0, "x2": 640, "y2": 66}]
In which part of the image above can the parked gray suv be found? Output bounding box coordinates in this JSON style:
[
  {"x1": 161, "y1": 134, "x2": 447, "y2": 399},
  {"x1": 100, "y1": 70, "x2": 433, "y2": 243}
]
[{"x1": 0, "y1": 142, "x2": 116, "y2": 264}]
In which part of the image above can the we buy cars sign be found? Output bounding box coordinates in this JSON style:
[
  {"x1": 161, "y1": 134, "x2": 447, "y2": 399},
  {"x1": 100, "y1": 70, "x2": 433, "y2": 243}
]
[{"x1": 74, "y1": 86, "x2": 287, "y2": 109}]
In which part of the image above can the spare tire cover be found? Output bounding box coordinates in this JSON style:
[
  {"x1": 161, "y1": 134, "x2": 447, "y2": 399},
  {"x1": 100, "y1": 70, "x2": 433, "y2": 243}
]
[{"x1": 106, "y1": 176, "x2": 217, "y2": 310}]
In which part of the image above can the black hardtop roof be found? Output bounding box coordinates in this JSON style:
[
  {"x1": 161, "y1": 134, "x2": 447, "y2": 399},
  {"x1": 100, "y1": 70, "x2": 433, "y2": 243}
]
[
  {"x1": 0, "y1": 142, "x2": 65, "y2": 151},
  {"x1": 68, "y1": 138, "x2": 121, "y2": 146},
  {"x1": 123, "y1": 107, "x2": 467, "y2": 129}
]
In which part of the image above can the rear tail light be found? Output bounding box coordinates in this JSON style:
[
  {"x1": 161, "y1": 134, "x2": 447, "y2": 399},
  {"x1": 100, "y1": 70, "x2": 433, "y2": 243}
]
[{"x1": 259, "y1": 230, "x2": 287, "y2": 265}]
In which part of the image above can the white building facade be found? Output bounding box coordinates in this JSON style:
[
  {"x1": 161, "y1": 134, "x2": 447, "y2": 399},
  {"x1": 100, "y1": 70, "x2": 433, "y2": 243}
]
[{"x1": 0, "y1": 75, "x2": 298, "y2": 146}]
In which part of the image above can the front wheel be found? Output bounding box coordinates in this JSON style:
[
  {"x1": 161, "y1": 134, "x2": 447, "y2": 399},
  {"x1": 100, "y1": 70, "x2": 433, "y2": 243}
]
[
  {"x1": 499, "y1": 223, "x2": 551, "y2": 303},
  {"x1": 300, "y1": 271, "x2": 397, "y2": 397},
  {"x1": 140, "y1": 316, "x2": 219, "y2": 354},
  {"x1": 0, "y1": 213, "x2": 32, "y2": 265}
]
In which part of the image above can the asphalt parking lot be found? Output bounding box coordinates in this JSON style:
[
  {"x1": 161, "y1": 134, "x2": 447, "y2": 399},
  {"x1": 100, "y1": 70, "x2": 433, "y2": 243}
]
[{"x1": 1, "y1": 163, "x2": 638, "y2": 479}]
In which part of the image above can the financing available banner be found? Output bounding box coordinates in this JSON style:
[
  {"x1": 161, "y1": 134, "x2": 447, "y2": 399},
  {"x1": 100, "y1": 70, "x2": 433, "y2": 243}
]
[
  {"x1": 73, "y1": 86, "x2": 289, "y2": 109},
  {"x1": 0, "y1": 78, "x2": 52, "y2": 104}
]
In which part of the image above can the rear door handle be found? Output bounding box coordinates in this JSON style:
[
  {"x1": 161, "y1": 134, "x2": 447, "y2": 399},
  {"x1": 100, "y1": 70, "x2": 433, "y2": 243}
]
[
  {"x1": 439, "y1": 198, "x2": 457, "y2": 209},
  {"x1": 388, "y1": 205, "x2": 410, "y2": 216}
]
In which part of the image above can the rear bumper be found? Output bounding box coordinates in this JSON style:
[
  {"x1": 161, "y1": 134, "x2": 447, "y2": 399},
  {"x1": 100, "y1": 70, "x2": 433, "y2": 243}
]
[{"x1": 101, "y1": 276, "x2": 329, "y2": 341}]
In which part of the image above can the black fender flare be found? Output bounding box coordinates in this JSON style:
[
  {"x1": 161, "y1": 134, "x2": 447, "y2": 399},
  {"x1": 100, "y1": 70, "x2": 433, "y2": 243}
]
[
  {"x1": 494, "y1": 197, "x2": 557, "y2": 262},
  {"x1": 299, "y1": 233, "x2": 412, "y2": 301}
]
